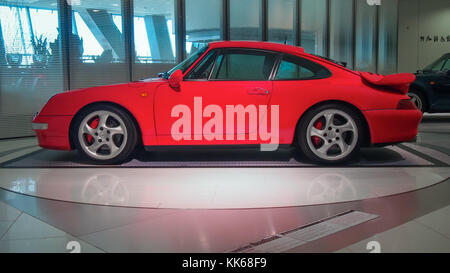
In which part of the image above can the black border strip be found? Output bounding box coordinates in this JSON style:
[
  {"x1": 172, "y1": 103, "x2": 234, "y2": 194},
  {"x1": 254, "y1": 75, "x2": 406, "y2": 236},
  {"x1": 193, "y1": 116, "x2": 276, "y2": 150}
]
[
  {"x1": 398, "y1": 143, "x2": 449, "y2": 167},
  {"x1": 0, "y1": 144, "x2": 446, "y2": 169},
  {"x1": 0, "y1": 136, "x2": 35, "y2": 142},
  {"x1": 0, "y1": 157, "x2": 439, "y2": 170}
]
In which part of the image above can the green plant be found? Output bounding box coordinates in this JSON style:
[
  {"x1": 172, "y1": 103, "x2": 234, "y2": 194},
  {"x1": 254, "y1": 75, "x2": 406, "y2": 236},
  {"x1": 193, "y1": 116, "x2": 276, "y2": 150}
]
[{"x1": 31, "y1": 34, "x2": 50, "y2": 56}]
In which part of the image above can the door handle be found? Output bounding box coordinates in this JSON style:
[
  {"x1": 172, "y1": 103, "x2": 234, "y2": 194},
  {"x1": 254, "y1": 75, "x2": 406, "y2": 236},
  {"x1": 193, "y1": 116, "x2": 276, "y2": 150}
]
[{"x1": 248, "y1": 88, "x2": 270, "y2": 95}]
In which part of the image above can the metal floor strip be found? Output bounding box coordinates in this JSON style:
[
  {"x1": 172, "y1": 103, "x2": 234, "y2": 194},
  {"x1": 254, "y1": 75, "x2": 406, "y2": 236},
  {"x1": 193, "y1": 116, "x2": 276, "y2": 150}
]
[{"x1": 231, "y1": 210, "x2": 379, "y2": 253}]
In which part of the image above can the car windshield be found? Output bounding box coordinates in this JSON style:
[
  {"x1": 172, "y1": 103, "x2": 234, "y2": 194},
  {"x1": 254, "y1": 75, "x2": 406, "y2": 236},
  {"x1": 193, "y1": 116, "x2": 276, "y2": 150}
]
[
  {"x1": 423, "y1": 54, "x2": 449, "y2": 72},
  {"x1": 159, "y1": 45, "x2": 209, "y2": 79}
]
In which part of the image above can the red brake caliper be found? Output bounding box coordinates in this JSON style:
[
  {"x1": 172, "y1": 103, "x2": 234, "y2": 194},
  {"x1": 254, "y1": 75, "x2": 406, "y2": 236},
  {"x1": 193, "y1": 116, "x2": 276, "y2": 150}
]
[
  {"x1": 86, "y1": 118, "x2": 99, "y2": 144},
  {"x1": 312, "y1": 120, "x2": 323, "y2": 146}
]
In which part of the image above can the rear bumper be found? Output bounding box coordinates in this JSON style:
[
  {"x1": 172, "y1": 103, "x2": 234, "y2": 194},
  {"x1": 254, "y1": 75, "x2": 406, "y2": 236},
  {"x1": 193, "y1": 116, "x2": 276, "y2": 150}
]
[
  {"x1": 32, "y1": 115, "x2": 73, "y2": 150},
  {"x1": 363, "y1": 109, "x2": 422, "y2": 144}
]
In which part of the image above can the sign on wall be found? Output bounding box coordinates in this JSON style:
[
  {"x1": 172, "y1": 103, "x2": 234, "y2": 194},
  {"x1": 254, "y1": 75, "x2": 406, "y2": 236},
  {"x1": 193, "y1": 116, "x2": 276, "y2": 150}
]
[{"x1": 420, "y1": 35, "x2": 450, "y2": 43}]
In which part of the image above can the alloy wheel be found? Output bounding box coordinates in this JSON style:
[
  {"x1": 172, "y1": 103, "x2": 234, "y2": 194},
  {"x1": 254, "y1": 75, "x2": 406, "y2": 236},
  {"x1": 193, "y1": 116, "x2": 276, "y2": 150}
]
[
  {"x1": 306, "y1": 109, "x2": 358, "y2": 161},
  {"x1": 407, "y1": 92, "x2": 423, "y2": 112},
  {"x1": 77, "y1": 110, "x2": 128, "y2": 160}
]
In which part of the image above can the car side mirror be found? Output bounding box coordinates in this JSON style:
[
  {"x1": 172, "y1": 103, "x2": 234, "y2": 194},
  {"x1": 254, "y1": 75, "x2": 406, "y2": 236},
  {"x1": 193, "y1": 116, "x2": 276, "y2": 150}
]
[{"x1": 168, "y1": 69, "x2": 183, "y2": 90}]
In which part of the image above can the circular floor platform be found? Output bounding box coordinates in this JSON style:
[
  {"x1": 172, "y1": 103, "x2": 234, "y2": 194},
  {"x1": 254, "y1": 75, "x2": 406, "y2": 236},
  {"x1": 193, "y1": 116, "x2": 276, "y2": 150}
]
[{"x1": 0, "y1": 167, "x2": 448, "y2": 209}]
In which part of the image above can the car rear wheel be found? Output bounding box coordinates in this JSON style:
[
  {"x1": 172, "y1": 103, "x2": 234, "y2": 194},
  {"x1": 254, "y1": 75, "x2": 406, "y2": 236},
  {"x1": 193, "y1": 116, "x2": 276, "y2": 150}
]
[
  {"x1": 73, "y1": 104, "x2": 138, "y2": 164},
  {"x1": 407, "y1": 89, "x2": 427, "y2": 112},
  {"x1": 297, "y1": 104, "x2": 362, "y2": 164}
]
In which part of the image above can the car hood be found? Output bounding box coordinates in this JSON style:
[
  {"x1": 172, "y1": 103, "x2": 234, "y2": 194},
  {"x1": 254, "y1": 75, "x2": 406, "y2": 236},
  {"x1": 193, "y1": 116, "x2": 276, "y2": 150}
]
[
  {"x1": 59, "y1": 78, "x2": 166, "y2": 94},
  {"x1": 38, "y1": 78, "x2": 167, "y2": 116},
  {"x1": 415, "y1": 72, "x2": 443, "y2": 80}
]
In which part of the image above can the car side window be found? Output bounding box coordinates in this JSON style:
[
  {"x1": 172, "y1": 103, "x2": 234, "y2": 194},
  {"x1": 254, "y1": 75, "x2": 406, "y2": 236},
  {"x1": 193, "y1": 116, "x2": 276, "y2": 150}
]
[
  {"x1": 186, "y1": 51, "x2": 217, "y2": 80},
  {"x1": 210, "y1": 50, "x2": 277, "y2": 81},
  {"x1": 275, "y1": 55, "x2": 331, "y2": 80}
]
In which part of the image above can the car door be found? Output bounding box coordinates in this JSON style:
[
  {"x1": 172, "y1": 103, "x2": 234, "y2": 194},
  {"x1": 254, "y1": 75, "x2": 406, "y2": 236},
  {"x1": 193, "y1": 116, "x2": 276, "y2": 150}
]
[{"x1": 154, "y1": 48, "x2": 278, "y2": 145}]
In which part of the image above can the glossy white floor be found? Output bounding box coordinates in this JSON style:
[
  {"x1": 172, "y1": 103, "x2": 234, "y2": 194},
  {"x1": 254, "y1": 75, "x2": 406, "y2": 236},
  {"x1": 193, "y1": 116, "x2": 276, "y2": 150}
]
[
  {"x1": 0, "y1": 114, "x2": 449, "y2": 252},
  {"x1": 0, "y1": 166, "x2": 448, "y2": 209}
]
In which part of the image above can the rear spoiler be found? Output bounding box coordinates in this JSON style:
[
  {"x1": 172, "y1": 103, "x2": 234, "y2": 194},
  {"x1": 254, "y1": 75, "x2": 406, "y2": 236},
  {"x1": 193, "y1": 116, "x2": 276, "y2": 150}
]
[{"x1": 360, "y1": 72, "x2": 415, "y2": 94}]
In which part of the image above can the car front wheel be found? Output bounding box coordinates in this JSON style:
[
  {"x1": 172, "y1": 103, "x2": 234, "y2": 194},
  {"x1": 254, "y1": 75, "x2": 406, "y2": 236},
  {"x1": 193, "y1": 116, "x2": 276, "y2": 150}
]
[
  {"x1": 73, "y1": 104, "x2": 138, "y2": 164},
  {"x1": 297, "y1": 104, "x2": 362, "y2": 164}
]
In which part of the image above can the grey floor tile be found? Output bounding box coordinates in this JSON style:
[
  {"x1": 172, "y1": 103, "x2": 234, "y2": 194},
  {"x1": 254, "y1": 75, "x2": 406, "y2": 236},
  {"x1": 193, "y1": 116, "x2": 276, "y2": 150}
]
[
  {"x1": 0, "y1": 201, "x2": 21, "y2": 221},
  {"x1": 1, "y1": 213, "x2": 66, "y2": 241},
  {"x1": 346, "y1": 220, "x2": 450, "y2": 253},
  {"x1": 414, "y1": 205, "x2": 450, "y2": 238},
  {"x1": 0, "y1": 221, "x2": 14, "y2": 239},
  {"x1": 0, "y1": 234, "x2": 104, "y2": 253},
  {"x1": 43, "y1": 205, "x2": 178, "y2": 236}
]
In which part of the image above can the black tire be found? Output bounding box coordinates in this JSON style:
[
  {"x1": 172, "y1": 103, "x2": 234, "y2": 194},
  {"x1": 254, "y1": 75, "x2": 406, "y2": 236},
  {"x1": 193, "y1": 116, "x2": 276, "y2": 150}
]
[
  {"x1": 407, "y1": 88, "x2": 427, "y2": 113},
  {"x1": 72, "y1": 104, "x2": 138, "y2": 165},
  {"x1": 296, "y1": 103, "x2": 363, "y2": 164}
]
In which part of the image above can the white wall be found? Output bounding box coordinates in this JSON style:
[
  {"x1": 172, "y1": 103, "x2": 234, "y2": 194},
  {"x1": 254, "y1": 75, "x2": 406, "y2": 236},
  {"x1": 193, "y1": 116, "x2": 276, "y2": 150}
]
[{"x1": 398, "y1": 0, "x2": 450, "y2": 73}]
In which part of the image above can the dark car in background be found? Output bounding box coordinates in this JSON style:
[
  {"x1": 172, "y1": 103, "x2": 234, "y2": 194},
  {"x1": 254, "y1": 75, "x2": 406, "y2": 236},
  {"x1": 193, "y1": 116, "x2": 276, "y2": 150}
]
[{"x1": 408, "y1": 53, "x2": 450, "y2": 113}]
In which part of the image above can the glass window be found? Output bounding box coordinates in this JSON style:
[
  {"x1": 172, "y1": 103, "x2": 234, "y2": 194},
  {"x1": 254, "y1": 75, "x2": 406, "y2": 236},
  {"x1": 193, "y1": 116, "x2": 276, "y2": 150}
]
[
  {"x1": 0, "y1": 0, "x2": 63, "y2": 138},
  {"x1": 442, "y1": 60, "x2": 450, "y2": 71},
  {"x1": 185, "y1": 0, "x2": 222, "y2": 56},
  {"x1": 230, "y1": 0, "x2": 261, "y2": 40},
  {"x1": 378, "y1": 0, "x2": 398, "y2": 74},
  {"x1": 329, "y1": 0, "x2": 353, "y2": 69},
  {"x1": 211, "y1": 50, "x2": 277, "y2": 81},
  {"x1": 268, "y1": 0, "x2": 295, "y2": 45},
  {"x1": 71, "y1": 1, "x2": 125, "y2": 63},
  {"x1": 301, "y1": 0, "x2": 327, "y2": 55},
  {"x1": 186, "y1": 51, "x2": 217, "y2": 80},
  {"x1": 425, "y1": 58, "x2": 446, "y2": 72},
  {"x1": 133, "y1": 0, "x2": 176, "y2": 63},
  {"x1": 72, "y1": 11, "x2": 105, "y2": 62},
  {"x1": 0, "y1": 5, "x2": 32, "y2": 65},
  {"x1": 132, "y1": 0, "x2": 177, "y2": 81},
  {"x1": 355, "y1": 0, "x2": 377, "y2": 72},
  {"x1": 69, "y1": 0, "x2": 128, "y2": 89},
  {"x1": 275, "y1": 55, "x2": 331, "y2": 80}
]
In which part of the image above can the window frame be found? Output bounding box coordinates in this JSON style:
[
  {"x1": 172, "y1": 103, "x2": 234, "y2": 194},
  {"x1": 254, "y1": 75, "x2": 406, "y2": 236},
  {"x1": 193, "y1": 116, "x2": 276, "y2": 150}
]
[
  {"x1": 272, "y1": 54, "x2": 332, "y2": 81},
  {"x1": 183, "y1": 50, "x2": 219, "y2": 81},
  {"x1": 184, "y1": 48, "x2": 280, "y2": 81}
]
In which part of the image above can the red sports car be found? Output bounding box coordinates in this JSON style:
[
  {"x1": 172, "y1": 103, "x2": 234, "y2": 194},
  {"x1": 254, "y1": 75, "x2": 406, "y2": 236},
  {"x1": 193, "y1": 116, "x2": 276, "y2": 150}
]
[{"x1": 32, "y1": 41, "x2": 422, "y2": 164}]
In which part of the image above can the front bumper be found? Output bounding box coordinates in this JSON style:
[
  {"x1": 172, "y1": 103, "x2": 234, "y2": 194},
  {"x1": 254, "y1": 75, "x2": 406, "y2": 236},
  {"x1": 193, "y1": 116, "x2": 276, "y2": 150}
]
[
  {"x1": 363, "y1": 109, "x2": 422, "y2": 144},
  {"x1": 32, "y1": 115, "x2": 73, "y2": 150}
]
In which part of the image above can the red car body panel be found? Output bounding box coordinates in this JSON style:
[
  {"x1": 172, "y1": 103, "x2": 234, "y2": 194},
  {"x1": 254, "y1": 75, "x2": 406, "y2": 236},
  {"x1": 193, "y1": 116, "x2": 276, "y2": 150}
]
[{"x1": 32, "y1": 41, "x2": 422, "y2": 150}]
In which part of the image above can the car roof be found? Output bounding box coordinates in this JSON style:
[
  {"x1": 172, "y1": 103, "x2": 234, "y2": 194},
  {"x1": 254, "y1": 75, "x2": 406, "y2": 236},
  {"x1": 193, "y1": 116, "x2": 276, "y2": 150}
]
[
  {"x1": 208, "y1": 41, "x2": 358, "y2": 75},
  {"x1": 208, "y1": 41, "x2": 305, "y2": 56}
]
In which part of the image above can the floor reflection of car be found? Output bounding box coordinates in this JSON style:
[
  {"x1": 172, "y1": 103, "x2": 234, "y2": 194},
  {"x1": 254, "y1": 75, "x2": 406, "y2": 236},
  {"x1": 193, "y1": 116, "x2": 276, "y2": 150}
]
[{"x1": 408, "y1": 53, "x2": 450, "y2": 112}]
